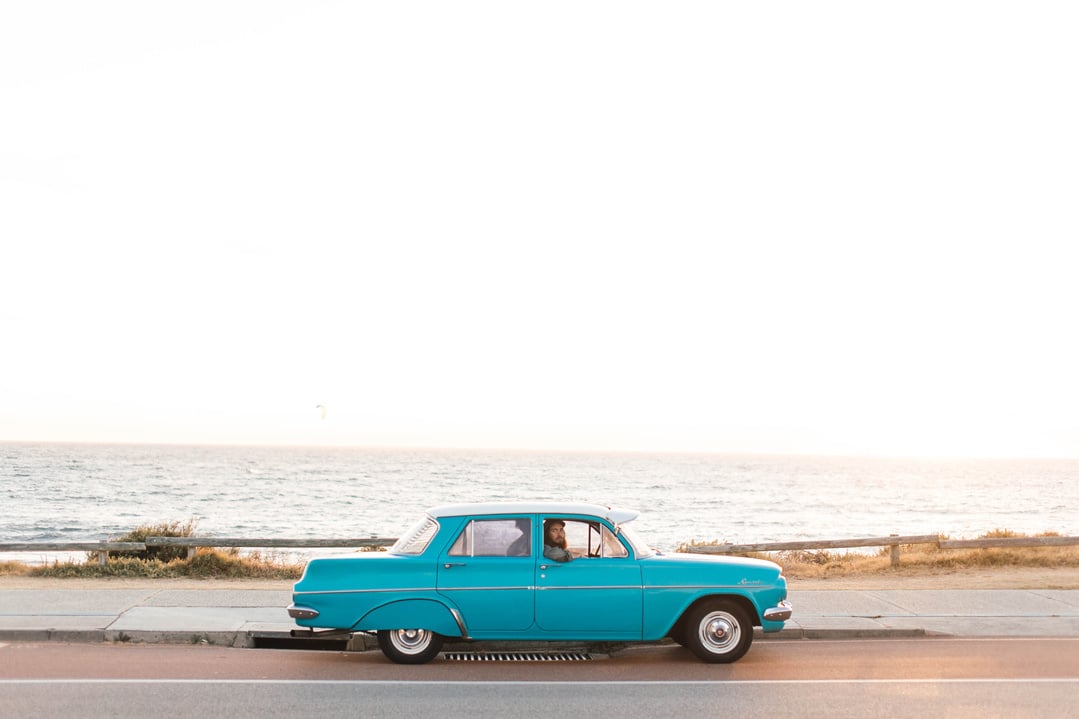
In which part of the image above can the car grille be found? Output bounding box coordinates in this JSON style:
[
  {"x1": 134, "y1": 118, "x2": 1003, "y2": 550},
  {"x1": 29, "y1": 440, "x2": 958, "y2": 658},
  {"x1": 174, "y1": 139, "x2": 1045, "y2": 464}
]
[{"x1": 444, "y1": 651, "x2": 593, "y2": 662}]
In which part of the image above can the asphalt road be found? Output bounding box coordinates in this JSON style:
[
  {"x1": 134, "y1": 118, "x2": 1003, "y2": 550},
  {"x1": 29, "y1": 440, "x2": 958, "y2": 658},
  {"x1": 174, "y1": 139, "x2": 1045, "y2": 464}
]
[{"x1": 2, "y1": 639, "x2": 1078, "y2": 718}]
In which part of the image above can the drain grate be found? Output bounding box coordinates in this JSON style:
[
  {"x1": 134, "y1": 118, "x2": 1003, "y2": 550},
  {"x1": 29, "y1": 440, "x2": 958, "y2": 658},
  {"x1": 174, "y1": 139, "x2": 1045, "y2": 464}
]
[
  {"x1": 251, "y1": 636, "x2": 350, "y2": 651},
  {"x1": 444, "y1": 652, "x2": 592, "y2": 662}
]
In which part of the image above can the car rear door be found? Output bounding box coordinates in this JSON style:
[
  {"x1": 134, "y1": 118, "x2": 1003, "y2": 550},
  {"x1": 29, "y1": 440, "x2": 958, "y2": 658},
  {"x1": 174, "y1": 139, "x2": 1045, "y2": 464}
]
[{"x1": 436, "y1": 516, "x2": 535, "y2": 632}]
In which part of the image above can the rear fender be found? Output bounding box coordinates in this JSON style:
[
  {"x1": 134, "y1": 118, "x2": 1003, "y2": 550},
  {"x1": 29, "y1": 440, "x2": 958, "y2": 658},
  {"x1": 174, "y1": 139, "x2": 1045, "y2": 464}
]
[{"x1": 355, "y1": 599, "x2": 463, "y2": 638}]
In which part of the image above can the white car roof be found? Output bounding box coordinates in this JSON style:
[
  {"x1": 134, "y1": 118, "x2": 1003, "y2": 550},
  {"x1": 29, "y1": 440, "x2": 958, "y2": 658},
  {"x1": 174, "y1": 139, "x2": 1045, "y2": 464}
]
[{"x1": 426, "y1": 501, "x2": 640, "y2": 525}]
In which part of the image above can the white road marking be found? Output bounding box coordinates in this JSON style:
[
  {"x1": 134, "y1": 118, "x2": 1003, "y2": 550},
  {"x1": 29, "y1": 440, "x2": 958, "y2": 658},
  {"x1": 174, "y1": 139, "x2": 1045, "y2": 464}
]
[{"x1": 1, "y1": 679, "x2": 1077, "y2": 686}]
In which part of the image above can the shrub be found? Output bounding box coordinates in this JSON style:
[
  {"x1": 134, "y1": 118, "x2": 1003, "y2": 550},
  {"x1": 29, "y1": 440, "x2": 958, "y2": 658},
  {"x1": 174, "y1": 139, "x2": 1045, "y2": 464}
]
[{"x1": 102, "y1": 518, "x2": 199, "y2": 563}]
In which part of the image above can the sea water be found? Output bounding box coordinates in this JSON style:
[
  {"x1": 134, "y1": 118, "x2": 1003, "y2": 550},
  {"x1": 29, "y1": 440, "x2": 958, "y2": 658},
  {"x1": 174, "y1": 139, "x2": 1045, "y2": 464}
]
[{"x1": 2, "y1": 442, "x2": 1076, "y2": 562}]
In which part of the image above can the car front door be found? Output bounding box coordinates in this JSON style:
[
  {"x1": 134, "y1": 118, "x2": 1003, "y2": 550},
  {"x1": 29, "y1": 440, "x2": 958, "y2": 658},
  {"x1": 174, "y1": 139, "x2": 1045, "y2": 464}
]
[
  {"x1": 535, "y1": 518, "x2": 643, "y2": 635},
  {"x1": 436, "y1": 517, "x2": 535, "y2": 632}
]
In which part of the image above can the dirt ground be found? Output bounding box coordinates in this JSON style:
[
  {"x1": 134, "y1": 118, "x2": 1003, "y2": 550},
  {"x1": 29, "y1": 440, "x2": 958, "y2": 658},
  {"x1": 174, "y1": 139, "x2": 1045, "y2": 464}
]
[{"x1": 2, "y1": 566, "x2": 1078, "y2": 591}]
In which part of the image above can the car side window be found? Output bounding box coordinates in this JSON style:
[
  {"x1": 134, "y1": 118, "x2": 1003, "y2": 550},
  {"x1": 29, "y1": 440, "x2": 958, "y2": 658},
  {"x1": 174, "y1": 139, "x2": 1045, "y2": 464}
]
[
  {"x1": 599, "y1": 524, "x2": 629, "y2": 558},
  {"x1": 448, "y1": 519, "x2": 531, "y2": 557},
  {"x1": 559, "y1": 520, "x2": 628, "y2": 558}
]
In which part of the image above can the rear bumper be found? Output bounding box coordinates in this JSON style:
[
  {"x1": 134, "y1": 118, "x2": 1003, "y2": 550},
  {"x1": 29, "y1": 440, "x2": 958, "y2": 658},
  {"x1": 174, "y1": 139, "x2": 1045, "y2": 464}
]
[{"x1": 288, "y1": 604, "x2": 320, "y2": 620}]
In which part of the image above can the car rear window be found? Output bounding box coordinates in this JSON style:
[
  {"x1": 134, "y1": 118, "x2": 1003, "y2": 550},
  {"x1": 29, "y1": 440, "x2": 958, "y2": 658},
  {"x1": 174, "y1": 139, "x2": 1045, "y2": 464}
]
[{"x1": 389, "y1": 516, "x2": 439, "y2": 555}]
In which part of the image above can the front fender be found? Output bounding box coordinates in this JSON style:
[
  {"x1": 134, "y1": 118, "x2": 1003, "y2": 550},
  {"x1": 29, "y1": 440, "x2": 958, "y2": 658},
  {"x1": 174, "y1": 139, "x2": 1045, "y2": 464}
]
[{"x1": 355, "y1": 598, "x2": 463, "y2": 638}]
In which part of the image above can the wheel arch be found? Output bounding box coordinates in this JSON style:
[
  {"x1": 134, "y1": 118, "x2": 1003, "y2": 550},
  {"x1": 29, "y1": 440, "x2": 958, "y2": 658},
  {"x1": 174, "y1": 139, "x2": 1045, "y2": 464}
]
[
  {"x1": 668, "y1": 593, "x2": 760, "y2": 640},
  {"x1": 354, "y1": 598, "x2": 464, "y2": 638}
]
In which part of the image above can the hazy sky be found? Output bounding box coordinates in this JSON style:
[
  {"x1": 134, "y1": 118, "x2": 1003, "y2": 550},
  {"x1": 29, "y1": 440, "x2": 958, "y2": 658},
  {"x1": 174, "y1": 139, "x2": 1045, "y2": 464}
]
[{"x1": 2, "y1": 2, "x2": 1077, "y2": 458}]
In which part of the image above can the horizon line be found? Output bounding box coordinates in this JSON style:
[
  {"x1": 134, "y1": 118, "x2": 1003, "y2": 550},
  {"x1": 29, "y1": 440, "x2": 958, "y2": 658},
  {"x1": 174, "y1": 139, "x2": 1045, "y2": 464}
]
[{"x1": 2, "y1": 437, "x2": 1076, "y2": 463}]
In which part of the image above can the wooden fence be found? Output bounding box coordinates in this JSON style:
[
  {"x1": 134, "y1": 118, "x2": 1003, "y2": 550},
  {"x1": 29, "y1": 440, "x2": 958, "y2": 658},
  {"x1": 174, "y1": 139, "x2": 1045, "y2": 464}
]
[
  {"x1": 687, "y1": 534, "x2": 1079, "y2": 567},
  {"x1": 0, "y1": 538, "x2": 395, "y2": 566},
  {"x1": 2, "y1": 534, "x2": 1077, "y2": 567}
]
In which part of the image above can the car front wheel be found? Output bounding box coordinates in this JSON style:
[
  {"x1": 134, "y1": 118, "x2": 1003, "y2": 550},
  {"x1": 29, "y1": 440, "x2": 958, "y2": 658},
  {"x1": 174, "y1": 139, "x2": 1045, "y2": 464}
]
[
  {"x1": 683, "y1": 599, "x2": 753, "y2": 663},
  {"x1": 377, "y1": 628, "x2": 444, "y2": 664}
]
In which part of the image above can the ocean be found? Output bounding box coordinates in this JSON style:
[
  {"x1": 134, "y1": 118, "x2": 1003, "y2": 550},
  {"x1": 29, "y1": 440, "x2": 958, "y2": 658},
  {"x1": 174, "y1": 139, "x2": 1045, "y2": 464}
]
[{"x1": 2, "y1": 442, "x2": 1077, "y2": 562}]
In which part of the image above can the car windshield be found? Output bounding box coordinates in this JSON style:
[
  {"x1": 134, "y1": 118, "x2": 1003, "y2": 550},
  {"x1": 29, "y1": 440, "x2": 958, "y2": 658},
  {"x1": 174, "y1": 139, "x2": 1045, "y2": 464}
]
[
  {"x1": 389, "y1": 516, "x2": 439, "y2": 555},
  {"x1": 617, "y1": 523, "x2": 655, "y2": 558}
]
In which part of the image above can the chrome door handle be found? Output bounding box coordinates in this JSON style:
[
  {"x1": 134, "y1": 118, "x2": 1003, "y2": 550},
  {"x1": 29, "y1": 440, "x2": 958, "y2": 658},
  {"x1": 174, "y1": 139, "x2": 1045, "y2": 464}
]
[{"x1": 443, "y1": 562, "x2": 466, "y2": 568}]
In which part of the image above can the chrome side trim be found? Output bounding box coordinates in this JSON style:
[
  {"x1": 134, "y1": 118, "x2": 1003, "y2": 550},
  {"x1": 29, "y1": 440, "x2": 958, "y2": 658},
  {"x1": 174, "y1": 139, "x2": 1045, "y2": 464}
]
[
  {"x1": 763, "y1": 600, "x2": 793, "y2": 622},
  {"x1": 295, "y1": 587, "x2": 440, "y2": 596},
  {"x1": 296, "y1": 583, "x2": 783, "y2": 596},
  {"x1": 449, "y1": 608, "x2": 470, "y2": 640},
  {"x1": 640, "y1": 584, "x2": 778, "y2": 591},
  {"x1": 287, "y1": 604, "x2": 320, "y2": 620},
  {"x1": 296, "y1": 586, "x2": 532, "y2": 596},
  {"x1": 536, "y1": 585, "x2": 642, "y2": 591},
  {"x1": 437, "y1": 586, "x2": 534, "y2": 593}
]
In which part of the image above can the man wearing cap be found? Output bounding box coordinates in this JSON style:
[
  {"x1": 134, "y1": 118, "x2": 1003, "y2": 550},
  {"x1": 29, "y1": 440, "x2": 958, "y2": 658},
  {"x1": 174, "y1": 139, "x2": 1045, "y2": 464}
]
[{"x1": 543, "y1": 519, "x2": 574, "y2": 562}]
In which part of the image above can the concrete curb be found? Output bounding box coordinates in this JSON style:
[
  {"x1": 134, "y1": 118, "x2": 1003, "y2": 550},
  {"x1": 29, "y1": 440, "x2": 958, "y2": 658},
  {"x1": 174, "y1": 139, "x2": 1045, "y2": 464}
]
[
  {"x1": 765, "y1": 627, "x2": 928, "y2": 640},
  {"x1": 0, "y1": 629, "x2": 108, "y2": 643},
  {"x1": 0, "y1": 629, "x2": 254, "y2": 647}
]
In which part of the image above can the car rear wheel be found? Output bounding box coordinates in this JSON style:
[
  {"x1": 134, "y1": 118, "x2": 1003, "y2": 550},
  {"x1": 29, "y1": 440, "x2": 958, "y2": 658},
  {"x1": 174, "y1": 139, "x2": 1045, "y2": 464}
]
[
  {"x1": 377, "y1": 628, "x2": 444, "y2": 664},
  {"x1": 683, "y1": 599, "x2": 753, "y2": 663}
]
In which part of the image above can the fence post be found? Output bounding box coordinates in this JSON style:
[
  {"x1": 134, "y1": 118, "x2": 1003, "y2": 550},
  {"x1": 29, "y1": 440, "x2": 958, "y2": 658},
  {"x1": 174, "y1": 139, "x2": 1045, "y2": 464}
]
[
  {"x1": 99, "y1": 551, "x2": 108, "y2": 567},
  {"x1": 889, "y1": 534, "x2": 900, "y2": 567}
]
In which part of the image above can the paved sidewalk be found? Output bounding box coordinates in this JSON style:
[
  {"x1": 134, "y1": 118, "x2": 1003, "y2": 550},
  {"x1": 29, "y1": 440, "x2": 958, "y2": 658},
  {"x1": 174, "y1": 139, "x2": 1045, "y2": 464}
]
[{"x1": 1, "y1": 586, "x2": 1077, "y2": 648}]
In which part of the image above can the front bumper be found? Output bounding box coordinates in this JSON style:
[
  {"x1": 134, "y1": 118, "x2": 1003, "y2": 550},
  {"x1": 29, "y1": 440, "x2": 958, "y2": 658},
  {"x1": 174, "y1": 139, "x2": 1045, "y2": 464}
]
[{"x1": 763, "y1": 600, "x2": 793, "y2": 622}]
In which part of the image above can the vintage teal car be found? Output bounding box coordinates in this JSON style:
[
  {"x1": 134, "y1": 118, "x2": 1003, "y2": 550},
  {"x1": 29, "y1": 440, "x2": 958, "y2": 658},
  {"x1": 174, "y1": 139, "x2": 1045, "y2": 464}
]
[{"x1": 289, "y1": 502, "x2": 791, "y2": 664}]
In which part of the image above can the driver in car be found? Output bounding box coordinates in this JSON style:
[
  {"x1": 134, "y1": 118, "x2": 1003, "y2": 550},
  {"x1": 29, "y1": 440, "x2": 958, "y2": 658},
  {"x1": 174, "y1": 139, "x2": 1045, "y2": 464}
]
[{"x1": 543, "y1": 519, "x2": 574, "y2": 562}]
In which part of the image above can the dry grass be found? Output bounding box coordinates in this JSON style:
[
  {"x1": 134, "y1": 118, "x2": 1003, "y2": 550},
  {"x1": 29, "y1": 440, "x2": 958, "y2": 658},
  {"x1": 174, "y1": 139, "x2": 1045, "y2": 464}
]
[
  {"x1": 0, "y1": 561, "x2": 31, "y2": 576},
  {"x1": 2, "y1": 548, "x2": 305, "y2": 579},
  {"x1": 0, "y1": 519, "x2": 306, "y2": 579},
  {"x1": 741, "y1": 532, "x2": 1079, "y2": 580}
]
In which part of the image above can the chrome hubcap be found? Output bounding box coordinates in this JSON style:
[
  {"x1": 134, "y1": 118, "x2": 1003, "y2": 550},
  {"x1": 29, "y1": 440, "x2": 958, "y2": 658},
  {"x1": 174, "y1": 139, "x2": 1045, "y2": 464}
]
[
  {"x1": 390, "y1": 629, "x2": 432, "y2": 655},
  {"x1": 698, "y1": 611, "x2": 740, "y2": 654}
]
